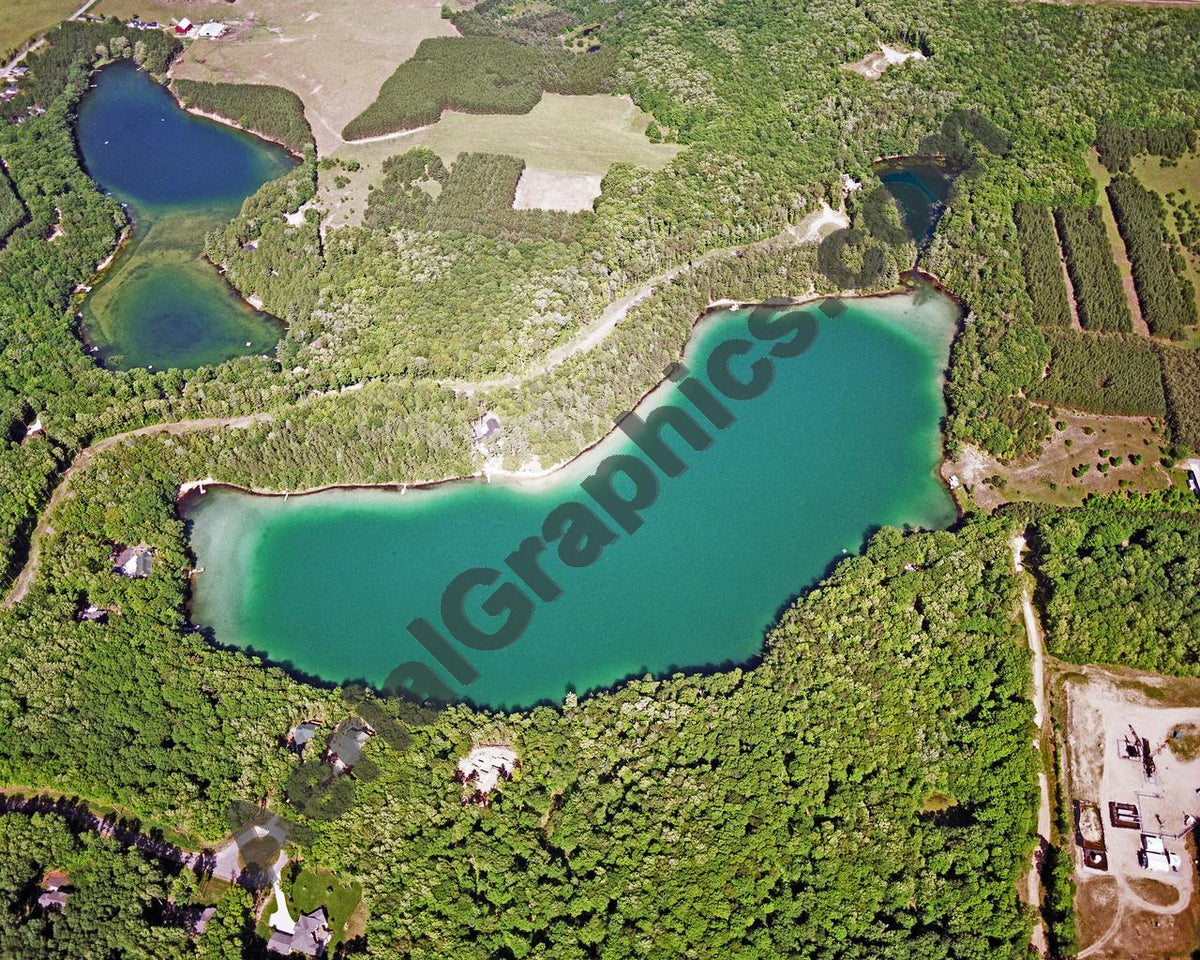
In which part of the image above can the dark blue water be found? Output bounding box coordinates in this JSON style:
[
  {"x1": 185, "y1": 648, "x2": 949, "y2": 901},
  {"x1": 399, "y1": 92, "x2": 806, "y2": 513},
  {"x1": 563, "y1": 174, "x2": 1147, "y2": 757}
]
[{"x1": 75, "y1": 61, "x2": 295, "y2": 370}]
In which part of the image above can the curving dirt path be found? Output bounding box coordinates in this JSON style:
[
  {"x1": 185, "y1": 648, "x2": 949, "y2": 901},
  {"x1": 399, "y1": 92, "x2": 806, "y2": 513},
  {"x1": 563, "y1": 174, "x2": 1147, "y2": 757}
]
[
  {"x1": 1, "y1": 414, "x2": 271, "y2": 609},
  {"x1": 441, "y1": 203, "x2": 848, "y2": 395},
  {"x1": 1, "y1": 206, "x2": 849, "y2": 607}
]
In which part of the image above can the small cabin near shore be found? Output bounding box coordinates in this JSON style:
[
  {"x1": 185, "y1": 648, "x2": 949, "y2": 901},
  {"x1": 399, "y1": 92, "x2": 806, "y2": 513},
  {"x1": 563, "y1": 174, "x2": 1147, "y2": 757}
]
[
  {"x1": 456, "y1": 744, "x2": 519, "y2": 805},
  {"x1": 113, "y1": 545, "x2": 154, "y2": 579}
]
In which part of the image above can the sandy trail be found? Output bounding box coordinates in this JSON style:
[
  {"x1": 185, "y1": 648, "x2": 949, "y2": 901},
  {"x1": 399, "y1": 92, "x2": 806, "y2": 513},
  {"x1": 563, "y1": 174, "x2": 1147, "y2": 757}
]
[
  {"x1": 441, "y1": 203, "x2": 848, "y2": 395},
  {"x1": 2, "y1": 206, "x2": 849, "y2": 604},
  {"x1": 1012, "y1": 532, "x2": 1052, "y2": 956}
]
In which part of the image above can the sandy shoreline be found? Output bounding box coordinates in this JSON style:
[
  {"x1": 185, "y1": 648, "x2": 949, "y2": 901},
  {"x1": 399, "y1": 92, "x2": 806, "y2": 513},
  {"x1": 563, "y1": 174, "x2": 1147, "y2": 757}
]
[
  {"x1": 177, "y1": 273, "x2": 961, "y2": 506},
  {"x1": 166, "y1": 78, "x2": 310, "y2": 160}
]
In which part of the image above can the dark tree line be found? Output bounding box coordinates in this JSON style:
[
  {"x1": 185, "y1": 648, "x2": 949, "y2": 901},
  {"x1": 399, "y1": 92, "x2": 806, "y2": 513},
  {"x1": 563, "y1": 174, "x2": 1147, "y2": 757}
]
[
  {"x1": 0, "y1": 164, "x2": 25, "y2": 246},
  {"x1": 1054, "y1": 205, "x2": 1132, "y2": 333},
  {"x1": 172, "y1": 79, "x2": 313, "y2": 155},
  {"x1": 1015, "y1": 202, "x2": 1072, "y2": 327},
  {"x1": 1095, "y1": 121, "x2": 1196, "y2": 173},
  {"x1": 1106, "y1": 173, "x2": 1197, "y2": 340},
  {"x1": 1029, "y1": 330, "x2": 1166, "y2": 416}
]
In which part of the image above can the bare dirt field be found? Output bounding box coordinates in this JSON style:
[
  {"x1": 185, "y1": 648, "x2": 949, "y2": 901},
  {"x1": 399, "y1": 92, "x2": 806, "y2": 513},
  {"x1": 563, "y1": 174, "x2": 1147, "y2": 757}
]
[
  {"x1": 1060, "y1": 667, "x2": 1200, "y2": 959},
  {"x1": 945, "y1": 411, "x2": 1173, "y2": 511},
  {"x1": 95, "y1": 0, "x2": 460, "y2": 154},
  {"x1": 513, "y1": 168, "x2": 602, "y2": 212},
  {"x1": 844, "y1": 43, "x2": 926, "y2": 80},
  {"x1": 316, "y1": 93, "x2": 682, "y2": 228}
]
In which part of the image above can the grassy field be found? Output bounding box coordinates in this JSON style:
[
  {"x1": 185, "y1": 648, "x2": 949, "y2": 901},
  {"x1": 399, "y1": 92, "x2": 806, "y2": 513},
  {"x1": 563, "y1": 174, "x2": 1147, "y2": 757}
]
[
  {"x1": 317, "y1": 93, "x2": 682, "y2": 227},
  {"x1": 95, "y1": 0, "x2": 460, "y2": 154},
  {"x1": 0, "y1": 0, "x2": 79, "y2": 62},
  {"x1": 1131, "y1": 149, "x2": 1200, "y2": 333}
]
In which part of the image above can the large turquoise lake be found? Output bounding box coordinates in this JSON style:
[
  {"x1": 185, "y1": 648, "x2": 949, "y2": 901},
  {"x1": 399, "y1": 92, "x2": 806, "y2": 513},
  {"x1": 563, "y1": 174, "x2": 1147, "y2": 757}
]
[
  {"x1": 185, "y1": 287, "x2": 959, "y2": 709},
  {"x1": 75, "y1": 61, "x2": 295, "y2": 370}
]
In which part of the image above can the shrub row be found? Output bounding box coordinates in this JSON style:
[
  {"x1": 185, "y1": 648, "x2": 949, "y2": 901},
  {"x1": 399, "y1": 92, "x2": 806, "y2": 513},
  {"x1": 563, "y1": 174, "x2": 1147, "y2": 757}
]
[
  {"x1": 172, "y1": 79, "x2": 313, "y2": 155},
  {"x1": 1095, "y1": 122, "x2": 1195, "y2": 173},
  {"x1": 1029, "y1": 330, "x2": 1166, "y2": 416},
  {"x1": 342, "y1": 36, "x2": 613, "y2": 140},
  {"x1": 1054, "y1": 205, "x2": 1132, "y2": 332},
  {"x1": 1015, "y1": 202, "x2": 1072, "y2": 326},
  {"x1": 1160, "y1": 346, "x2": 1200, "y2": 452},
  {"x1": 1106, "y1": 174, "x2": 1196, "y2": 340}
]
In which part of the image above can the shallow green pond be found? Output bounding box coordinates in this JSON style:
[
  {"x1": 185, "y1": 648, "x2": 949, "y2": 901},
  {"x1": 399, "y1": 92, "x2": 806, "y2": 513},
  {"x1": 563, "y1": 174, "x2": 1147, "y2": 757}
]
[{"x1": 75, "y1": 60, "x2": 294, "y2": 370}]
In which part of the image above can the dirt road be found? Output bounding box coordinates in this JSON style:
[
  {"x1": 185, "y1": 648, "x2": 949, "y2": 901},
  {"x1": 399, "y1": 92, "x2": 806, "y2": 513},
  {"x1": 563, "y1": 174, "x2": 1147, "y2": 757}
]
[{"x1": 1, "y1": 414, "x2": 271, "y2": 609}]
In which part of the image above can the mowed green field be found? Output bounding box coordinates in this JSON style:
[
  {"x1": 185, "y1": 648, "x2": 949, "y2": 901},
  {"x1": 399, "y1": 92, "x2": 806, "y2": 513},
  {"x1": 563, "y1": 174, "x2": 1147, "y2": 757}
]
[
  {"x1": 0, "y1": 0, "x2": 79, "y2": 61},
  {"x1": 318, "y1": 93, "x2": 683, "y2": 226}
]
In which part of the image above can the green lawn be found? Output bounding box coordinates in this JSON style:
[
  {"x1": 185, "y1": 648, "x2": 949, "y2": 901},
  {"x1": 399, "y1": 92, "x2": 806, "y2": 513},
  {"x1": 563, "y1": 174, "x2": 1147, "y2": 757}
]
[
  {"x1": 0, "y1": 0, "x2": 80, "y2": 62},
  {"x1": 286, "y1": 866, "x2": 362, "y2": 950}
]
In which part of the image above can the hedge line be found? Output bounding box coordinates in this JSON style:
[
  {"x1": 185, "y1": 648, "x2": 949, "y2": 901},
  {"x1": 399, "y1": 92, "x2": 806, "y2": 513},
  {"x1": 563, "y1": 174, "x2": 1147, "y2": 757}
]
[
  {"x1": 1106, "y1": 174, "x2": 1196, "y2": 340},
  {"x1": 172, "y1": 79, "x2": 313, "y2": 155},
  {"x1": 1055, "y1": 205, "x2": 1132, "y2": 333},
  {"x1": 1015, "y1": 202, "x2": 1072, "y2": 327}
]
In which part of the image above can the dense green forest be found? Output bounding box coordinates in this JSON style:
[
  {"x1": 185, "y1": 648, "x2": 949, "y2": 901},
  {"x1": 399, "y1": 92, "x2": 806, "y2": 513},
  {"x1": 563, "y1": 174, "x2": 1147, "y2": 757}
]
[
  {"x1": 0, "y1": 164, "x2": 25, "y2": 246},
  {"x1": 1054, "y1": 206, "x2": 1133, "y2": 333},
  {"x1": 1106, "y1": 173, "x2": 1198, "y2": 339},
  {"x1": 1, "y1": 0, "x2": 1200, "y2": 953},
  {"x1": 171, "y1": 79, "x2": 314, "y2": 155},
  {"x1": 0, "y1": 809, "x2": 254, "y2": 959},
  {"x1": 1014, "y1": 202, "x2": 1072, "y2": 328},
  {"x1": 1033, "y1": 497, "x2": 1200, "y2": 675},
  {"x1": 1028, "y1": 331, "x2": 1166, "y2": 417}
]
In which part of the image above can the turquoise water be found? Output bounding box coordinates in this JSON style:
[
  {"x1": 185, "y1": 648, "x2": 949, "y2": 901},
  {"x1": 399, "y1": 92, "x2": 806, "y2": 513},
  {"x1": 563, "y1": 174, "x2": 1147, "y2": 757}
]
[
  {"x1": 75, "y1": 60, "x2": 295, "y2": 370},
  {"x1": 185, "y1": 287, "x2": 959, "y2": 709}
]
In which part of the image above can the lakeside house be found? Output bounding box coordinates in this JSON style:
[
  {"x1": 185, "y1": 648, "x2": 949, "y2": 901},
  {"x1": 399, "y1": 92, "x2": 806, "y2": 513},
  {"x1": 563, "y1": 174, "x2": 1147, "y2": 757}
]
[
  {"x1": 113, "y1": 545, "x2": 154, "y2": 579},
  {"x1": 325, "y1": 718, "x2": 373, "y2": 774},
  {"x1": 286, "y1": 720, "x2": 321, "y2": 755},
  {"x1": 456, "y1": 744, "x2": 519, "y2": 805},
  {"x1": 37, "y1": 870, "x2": 69, "y2": 912},
  {"x1": 267, "y1": 907, "x2": 332, "y2": 957}
]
